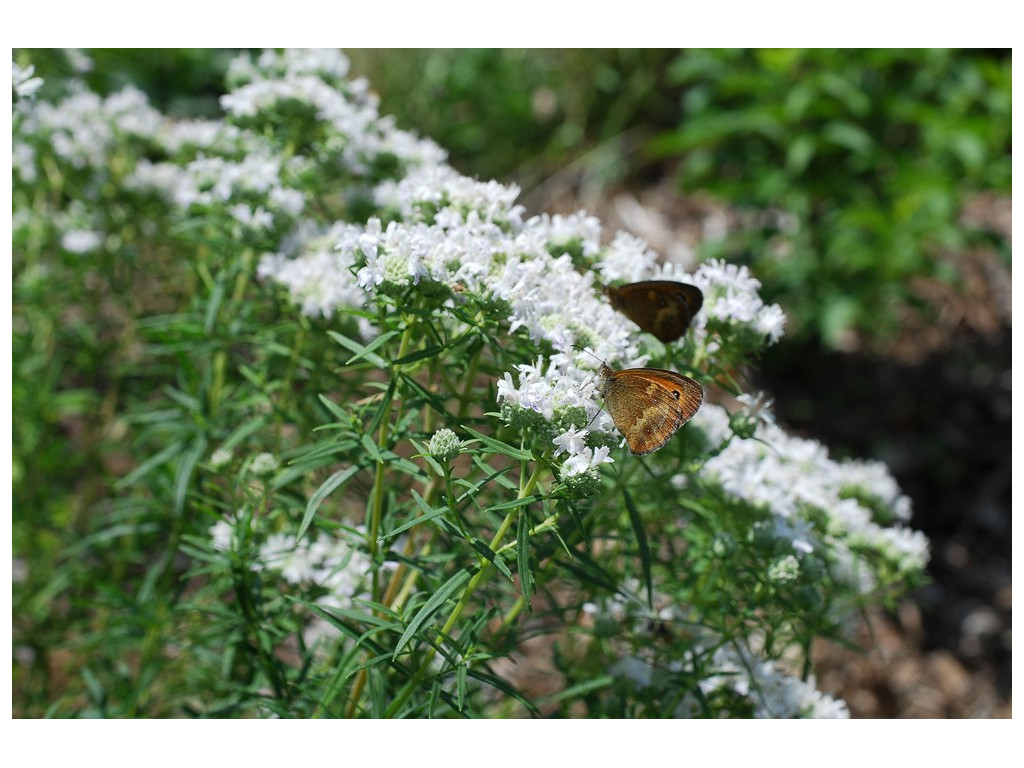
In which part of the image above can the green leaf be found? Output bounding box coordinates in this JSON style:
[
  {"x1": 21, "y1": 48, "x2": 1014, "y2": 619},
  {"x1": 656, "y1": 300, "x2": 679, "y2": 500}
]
[
  {"x1": 456, "y1": 664, "x2": 468, "y2": 711},
  {"x1": 461, "y1": 426, "x2": 532, "y2": 461},
  {"x1": 349, "y1": 329, "x2": 399, "y2": 366},
  {"x1": 562, "y1": 498, "x2": 589, "y2": 545},
  {"x1": 174, "y1": 436, "x2": 207, "y2": 516},
  {"x1": 113, "y1": 440, "x2": 183, "y2": 490},
  {"x1": 470, "y1": 455, "x2": 517, "y2": 491},
  {"x1": 517, "y1": 509, "x2": 533, "y2": 609},
  {"x1": 328, "y1": 329, "x2": 389, "y2": 368},
  {"x1": 398, "y1": 373, "x2": 451, "y2": 418},
  {"x1": 465, "y1": 667, "x2": 540, "y2": 717},
  {"x1": 540, "y1": 675, "x2": 615, "y2": 705},
  {"x1": 221, "y1": 416, "x2": 270, "y2": 452},
  {"x1": 469, "y1": 539, "x2": 513, "y2": 582},
  {"x1": 382, "y1": 494, "x2": 448, "y2": 541},
  {"x1": 392, "y1": 344, "x2": 444, "y2": 366},
  {"x1": 393, "y1": 568, "x2": 473, "y2": 658},
  {"x1": 203, "y1": 278, "x2": 225, "y2": 335},
  {"x1": 484, "y1": 495, "x2": 539, "y2": 513},
  {"x1": 623, "y1": 489, "x2": 653, "y2": 608},
  {"x1": 410, "y1": 439, "x2": 446, "y2": 477},
  {"x1": 317, "y1": 394, "x2": 351, "y2": 422},
  {"x1": 360, "y1": 433, "x2": 384, "y2": 462},
  {"x1": 299, "y1": 465, "x2": 360, "y2": 540}
]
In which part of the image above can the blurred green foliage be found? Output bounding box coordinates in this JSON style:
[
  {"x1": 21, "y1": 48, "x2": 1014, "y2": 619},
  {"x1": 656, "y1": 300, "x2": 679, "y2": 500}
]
[
  {"x1": 655, "y1": 48, "x2": 1011, "y2": 346},
  {"x1": 346, "y1": 49, "x2": 682, "y2": 189},
  {"x1": 21, "y1": 48, "x2": 237, "y2": 116}
]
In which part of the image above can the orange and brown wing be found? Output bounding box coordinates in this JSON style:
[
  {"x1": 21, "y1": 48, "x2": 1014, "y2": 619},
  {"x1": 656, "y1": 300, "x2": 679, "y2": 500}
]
[
  {"x1": 603, "y1": 368, "x2": 703, "y2": 455},
  {"x1": 606, "y1": 281, "x2": 704, "y2": 342}
]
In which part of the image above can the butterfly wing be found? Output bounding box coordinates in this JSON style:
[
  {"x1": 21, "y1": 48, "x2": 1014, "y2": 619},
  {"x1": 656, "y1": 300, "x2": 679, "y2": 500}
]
[
  {"x1": 606, "y1": 281, "x2": 704, "y2": 342},
  {"x1": 601, "y1": 367, "x2": 704, "y2": 455}
]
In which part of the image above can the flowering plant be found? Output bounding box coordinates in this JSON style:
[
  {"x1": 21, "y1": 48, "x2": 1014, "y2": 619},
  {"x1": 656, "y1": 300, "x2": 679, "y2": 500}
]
[{"x1": 13, "y1": 49, "x2": 927, "y2": 718}]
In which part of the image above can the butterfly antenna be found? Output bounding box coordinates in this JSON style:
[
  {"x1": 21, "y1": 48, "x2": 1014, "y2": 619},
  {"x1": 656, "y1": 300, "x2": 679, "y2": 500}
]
[
  {"x1": 570, "y1": 344, "x2": 606, "y2": 367},
  {"x1": 568, "y1": 345, "x2": 607, "y2": 433}
]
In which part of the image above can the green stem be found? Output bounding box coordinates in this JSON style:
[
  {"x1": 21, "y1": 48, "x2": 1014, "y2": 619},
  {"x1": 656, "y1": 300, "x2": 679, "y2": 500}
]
[
  {"x1": 384, "y1": 458, "x2": 546, "y2": 717},
  {"x1": 368, "y1": 319, "x2": 416, "y2": 598}
]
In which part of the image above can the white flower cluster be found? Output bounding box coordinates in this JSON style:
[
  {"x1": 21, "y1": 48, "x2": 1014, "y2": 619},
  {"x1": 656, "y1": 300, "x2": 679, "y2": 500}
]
[
  {"x1": 209, "y1": 512, "x2": 378, "y2": 647},
  {"x1": 674, "y1": 642, "x2": 850, "y2": 718},
  {"x1": 13, "y1": 61, "x2": 44, "y2": 103},
  {"x1": 129, "y1": 144, "x2": 308, "y2": 233},
  {"x1": 693, "y1": 401, "x2": 929, "y2": 586},
  {"x1": 587, "y1": 584, "x2": 850, "y2": 718},
  {"x1": 257, "y1": 222, "x2": 374, "y2": 336},
  {"x1": 15, "y1": 82, "x2": 163, "y2": 175},
  {"x1": 258, "y1": 528, "x2": 392, "y2": 647},
  {"x1": 226, "y1": 48, "x2": 354, "y2": 87},
  {"x1": 374, "y1": 165, "x2": 524, "y2": 227},
  {"x1": 222, "y1": 48, "x2": 446, "y2": 175}
]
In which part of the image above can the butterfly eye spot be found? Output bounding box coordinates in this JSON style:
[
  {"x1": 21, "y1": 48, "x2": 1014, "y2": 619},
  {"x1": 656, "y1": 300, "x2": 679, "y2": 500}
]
[{"x1": 672, "y1": 389, "x2": 680, "y2": 399}]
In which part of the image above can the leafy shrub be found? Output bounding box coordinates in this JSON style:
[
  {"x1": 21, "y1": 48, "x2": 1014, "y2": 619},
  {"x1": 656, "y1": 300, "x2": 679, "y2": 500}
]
[
  {"x1": 13, "y1": 50, "x2": 926, "y2": 718},
  {"x1": 654, "y1": 48, "x2": 1011, "y2": 347}
]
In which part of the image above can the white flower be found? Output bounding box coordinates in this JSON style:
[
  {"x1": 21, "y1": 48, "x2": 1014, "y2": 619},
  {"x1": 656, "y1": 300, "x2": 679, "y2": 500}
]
[
  {"x1": 210, "y1": 516, "x2": 239, "y2": 552},
  {"x1": 678, "y1": 641, "x2": 849, "y2": 718},
  {"x1": 697, "y1": 403, "x2": 926, "y2": 589},
  {"x1": 13, "y1": 62, "x2": 44, "y2": 100},
  {"x1": 229, "y1": 203, "x2": 274, "y2": 230},
  {"x1": 250, "y1": 452, "x2": 279, "y2": 476},
  {"x1": 559, "y1": 445, "x2": 613, "y2": 478},
  {"x1": 209, "y1": 447, "x2": 233, "y2": 470},
  {"x1": 553, "y1": 426, "x2": 590, "y2": 457},
  {"x1": 260, "y1": 534, "x2": 317, "y2": 582},
  {"x1": 61, "y1": 229, "x2": 102, "y2": 254}
]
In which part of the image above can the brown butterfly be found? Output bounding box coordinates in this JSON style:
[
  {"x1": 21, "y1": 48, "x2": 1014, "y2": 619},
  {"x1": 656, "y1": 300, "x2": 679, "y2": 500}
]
[
  {"x1": 598, "y1": 364, "x2": 703, "y2": 455},
  {"x1": 606, "y1": 281, "x2": 704, "y2": 342}
]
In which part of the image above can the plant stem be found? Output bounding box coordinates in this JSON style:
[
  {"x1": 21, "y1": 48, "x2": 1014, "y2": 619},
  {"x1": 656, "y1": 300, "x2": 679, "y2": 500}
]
[{"x1": 384, "y1": 458, "x2": 546, "y2": 717}]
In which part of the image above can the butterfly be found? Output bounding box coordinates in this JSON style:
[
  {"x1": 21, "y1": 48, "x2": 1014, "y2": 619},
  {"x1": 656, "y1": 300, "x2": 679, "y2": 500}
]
[
  {"x1": 605, "y1": 281, "x2": 704, "y2": 342},
  {"x1": 598, "y1": 364, "x2": 703, "y2": 455}
]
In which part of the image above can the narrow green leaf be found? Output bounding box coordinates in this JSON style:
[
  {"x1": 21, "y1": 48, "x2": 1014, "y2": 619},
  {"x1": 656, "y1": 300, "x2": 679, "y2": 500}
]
[
  {"x1": 327, "y1": 329, "x2": 388, "y2": 368},
  {"x1": 393, "y1": 568, "x2": 473, "y2": 658},
  {"x1": 562, "y1": 498, "x2": 589, "y2": 545},
  {"x1": 456, "y1": 664, "x2": 467, "y2": 711},
  {"x1": 470, "y1": 455, "x2": 517, "y2": 491},
  {"x1": 203, "y1": 278, "x2": 225, "y2": 334},
  {"x1": 405, "y1": 490, "x2": 463, "y2": 539},
  {"x1": 299, "y1": 465, "x2": 360, "y2": 540},
  {"x1": 317, "y1": 393, "x2": 351, "y2": 422},
  {"x1": 221, "y1": 416, "x2": 269, "y2": 452},
  {"x1": 469, "y1": 539, "x2": 513, "y2": 582},
  {"x1": 485, "y1": 495, "x2": 539, "y2": 513},
  {"x1": 461, "y1": 426, "x2": 532, "y2": 461},
  {"x1": 346, "y1": 329, "x2": 399, "y2": 366},
  {"x1": 517, "y1": 509, "x2": 533, "y2": 609},
  {"x1": 398, "y1": 373, "x2": 450, "y2": 416},
  {"x1": 174, "y1": 436, "x2": 207, "y2": 515},
  {"x1": 366, "y1": 377, "x2": 397, "y2": 436},
  {"x1": 360, "y1": 433, "x2": 384, "y2": 462},
  {"x1": 623, "y1": 489, "x2": 653, "y2": 608},
  {"x1": 465, "y1": 667, "x2": 540, "y2": 716},
  {"x1": 540, "y1": 675, "x2": 615, "y2": 705},
  {"x1": 113, "y1": 440, "x2": 183, "y2": 490},
  {"x1": 392, "y1": 344, "x2": 444, "y2": 366},
  {"x1": 410, "y1": 439, "x2": 446, "y2": 477},
  {"x1": 381, "y1": 502, "x2": 448, "y2": 541}
]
